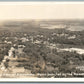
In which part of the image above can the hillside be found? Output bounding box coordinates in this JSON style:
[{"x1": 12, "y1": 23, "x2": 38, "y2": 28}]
[{"x1": 0, "y1": 20, "x2": 84, "y2": 78}]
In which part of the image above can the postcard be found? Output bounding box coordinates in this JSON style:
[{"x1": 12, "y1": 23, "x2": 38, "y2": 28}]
[{"x1": 0, "y1": 1, "x2": 84, "y2": 82}]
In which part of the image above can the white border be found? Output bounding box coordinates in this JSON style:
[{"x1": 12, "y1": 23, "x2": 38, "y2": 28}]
[
  {"x1": 0, "y1": 1, "x2": 84, "y2": 5},
  {"x1": 0, "y1": 1, "x2": 84, "y2": 82},
  {"x1": 0, "y1": 78, "x2": 84, "y2": 82}
]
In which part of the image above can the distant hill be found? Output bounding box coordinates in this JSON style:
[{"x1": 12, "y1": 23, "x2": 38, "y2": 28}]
[{"x1": 0, "y1": 19, "x2": 84, "y2": 33}]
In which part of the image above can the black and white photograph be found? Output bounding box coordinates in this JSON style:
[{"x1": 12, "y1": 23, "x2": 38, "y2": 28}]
[{"x1": 0, "y1": 2, "x2": 84, "y2": 79}]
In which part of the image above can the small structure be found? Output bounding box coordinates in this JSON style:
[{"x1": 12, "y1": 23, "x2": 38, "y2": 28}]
[
  {"x1": 21, "y1": 37, "x2": 29, "y2": 42},
  {"x1": 68, "y1": 35, "x2": 76, "y2": 39},
  {"x1": 34, "y1": 40, "x2": 42, "y2": 44}
]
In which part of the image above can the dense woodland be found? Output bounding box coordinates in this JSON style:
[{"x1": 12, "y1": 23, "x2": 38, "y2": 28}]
[{"x1": 0, "y1": 20, "x2": 84, "y2": 77}]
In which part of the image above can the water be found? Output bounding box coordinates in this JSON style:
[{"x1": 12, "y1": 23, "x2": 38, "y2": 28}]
[
  {"x1": 60, "y1": 48, "x2": 84, "y2": 54},
  {"x1": 68, "y1": 26, "x2": 84, "y2": 31}
]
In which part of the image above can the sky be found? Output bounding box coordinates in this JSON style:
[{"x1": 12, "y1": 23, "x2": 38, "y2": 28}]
[{"x1": 0, "y1": 2, "x2": 84, "y2": 20}]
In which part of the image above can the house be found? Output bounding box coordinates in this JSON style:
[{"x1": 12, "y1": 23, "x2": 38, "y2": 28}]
[
  {"x1": 34, "y1": 40, "x2": 42, "y2": 44},
  {"x1": 21, "y1": 37, "x2": 29, "y2": 42},
  {"x1": 4, "y1": 40, "x2": 12, "y2": 44},
  {"x1": 18, "y1": 45, "x2": 25, "y2": 48},
  {"x1": 68, "y1": 35, "x2": 76, "y2": 39},
  {"x1": 50, "y1": 43, "x2": 56, "y2": 47},
  {"x1": 43, "y1": 41, "x2": 49, "y2": 45},
  {"x1": 40, "y1": 35, "x2": 44, "y2": 37},
  {"x1": 24, "y1": 34, "x2": 27, "y2": 36},
  {"x1": 7, "y1": 41, "x2": 12, "y2": 44}
]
